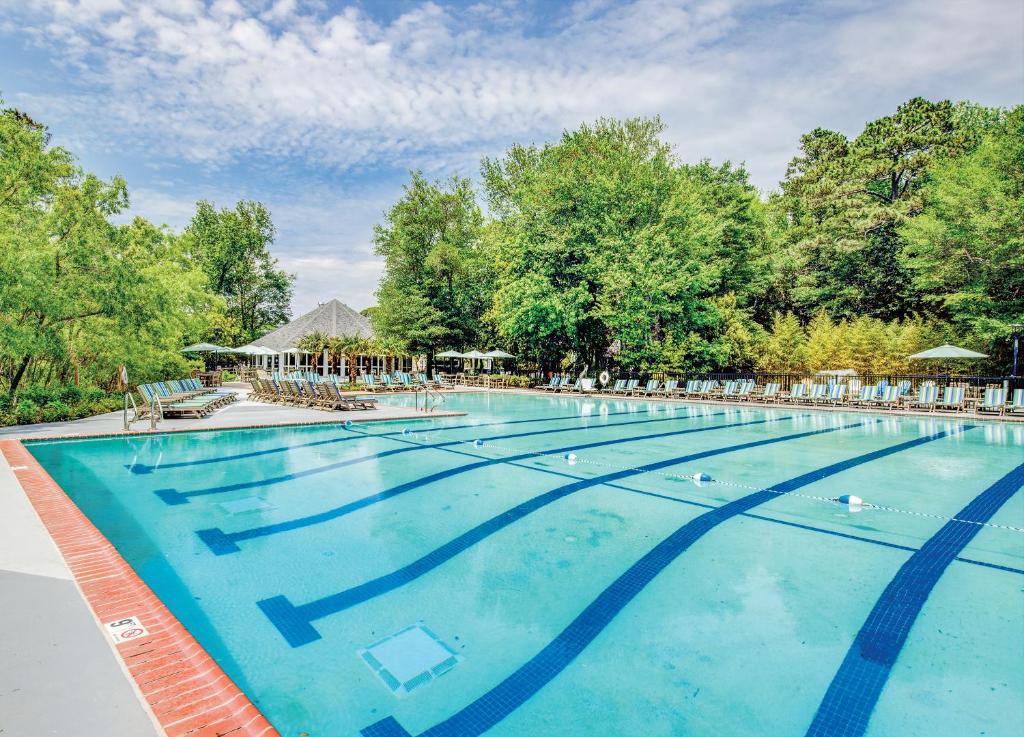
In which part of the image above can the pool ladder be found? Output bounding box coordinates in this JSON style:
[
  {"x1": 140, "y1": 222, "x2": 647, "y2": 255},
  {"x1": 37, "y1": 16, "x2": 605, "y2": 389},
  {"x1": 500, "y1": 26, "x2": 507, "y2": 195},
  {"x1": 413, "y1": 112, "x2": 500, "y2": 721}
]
[
  {"x1": 415, "y1": 385, "x2": 444, "y2": 413},
  {"x1": 123, "y1": 392, "x2": 162, "y2": 431}
]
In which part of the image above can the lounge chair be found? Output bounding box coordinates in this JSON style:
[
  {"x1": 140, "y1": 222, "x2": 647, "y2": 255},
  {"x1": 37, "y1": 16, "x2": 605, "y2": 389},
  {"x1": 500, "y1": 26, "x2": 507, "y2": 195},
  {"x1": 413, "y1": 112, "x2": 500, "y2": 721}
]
[
  {"x1": 657, "y1": 380, "x2": 678, "y2": 397},
  {"x1": 138, "y1": 384, "x2": 218, "y2": 418},
  {"x1": 752, "y1": 382, "x2": 780, "y2": 403},
  {"x1": 538, "y1": 376, "x2": 561, "y2": 391},
  {"x1": 934, "y1": 386, "x2": 965, "y2": 413},
  {"x1": 822, "y1": 383, "x2": 846, "y2": 406},
  {"x1": 679, "y1": 380, "x2": 701, "y2": 398},
  {"x1": 977, "y1": 388, "x2": 1007, "y2": 415},
  {"x1": 694, "y1": 380, "x2": 717, "y2": 399},
  {"x1": 579, "y1": 378, "x2": 598, "y2": 393},
  {"x1": 734, "y1": 381, "x2": 754, "y2": 401},
  {"x1": 605, "y1": 379, "x2": 626, "y2": 395},
  {"x1": 909, "y1": 385, "x2": 939, "y2": 412},
  {"x1": 328, "y1": 382, "x2": 377, "y2": 410},
  {"x1": 782, "y1": 384, "x2": 807, "y2": 403},
  {"x1": 721, "y1": 381, "x2": 739, "y2": 399},
  {"x1": 803, "y1": 383, "x2": 828, "y2": 404},
  {"x1": 1008, "y1": 389, "x2": 1024, "y2": 415},
  {"x1": 562, "y1": 378, "x2": 582, "y2": 393},
  {"x1": 611, "y1": 379, "x2": 636, "y2": 395},
  {"x1": 870, "y1": 385, "x2": 901, "y2": 410},
  {"x1": 850, "y1": 385, "x2": 876, "y2": 407},
  {"x1": 637, "y1": 380, "x2": 660, "y2": 396}
]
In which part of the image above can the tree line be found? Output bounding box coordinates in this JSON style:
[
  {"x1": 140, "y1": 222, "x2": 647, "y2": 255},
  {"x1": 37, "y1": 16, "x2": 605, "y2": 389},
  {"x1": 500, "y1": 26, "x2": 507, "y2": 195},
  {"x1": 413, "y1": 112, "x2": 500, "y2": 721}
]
[
  {"x1": 0, "y1": 101, "x2": 293, "y2": 421},
  {"x1": 372, "y1": 98, "x2": 1023, "y2": 376}
]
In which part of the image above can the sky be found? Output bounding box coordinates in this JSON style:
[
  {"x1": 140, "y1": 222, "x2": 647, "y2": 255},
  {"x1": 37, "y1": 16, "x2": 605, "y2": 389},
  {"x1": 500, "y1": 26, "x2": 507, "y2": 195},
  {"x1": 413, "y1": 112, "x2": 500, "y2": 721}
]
[{"x1": 2, "y1": 0, "x2": 1022, "y2": 316}]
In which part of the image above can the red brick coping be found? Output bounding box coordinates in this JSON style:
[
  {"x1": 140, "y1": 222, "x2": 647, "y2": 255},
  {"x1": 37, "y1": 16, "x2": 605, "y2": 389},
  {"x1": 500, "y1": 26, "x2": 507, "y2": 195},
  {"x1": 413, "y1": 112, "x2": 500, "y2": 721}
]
[{"x1": 0, "y1": 440, "x2": 281, "y2": 737}]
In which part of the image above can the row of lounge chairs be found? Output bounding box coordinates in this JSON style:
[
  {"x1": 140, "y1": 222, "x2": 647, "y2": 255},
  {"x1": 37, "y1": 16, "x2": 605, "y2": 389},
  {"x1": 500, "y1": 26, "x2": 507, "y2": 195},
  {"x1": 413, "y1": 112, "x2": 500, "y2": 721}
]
[
  {"x1": 270, "y1": 371, "x2": 453, "y2": 392},
  {"x1": 249, "y1": 379, "x2": 377, "y2": 411},
  {"x1": 534, "y1": 376, "x2": 1024, "y2": 415},
  {"x1": 360, "y1": 372, "x2": 452, "y2": 392},
  {"x1": 136, "y1": 379, "x2": 236, "y2": 418}
]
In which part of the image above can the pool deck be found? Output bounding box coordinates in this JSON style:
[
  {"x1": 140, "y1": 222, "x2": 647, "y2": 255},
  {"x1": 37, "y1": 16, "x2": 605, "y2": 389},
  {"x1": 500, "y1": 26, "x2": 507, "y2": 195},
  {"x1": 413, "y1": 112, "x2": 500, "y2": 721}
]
[{"x1": 0, "y1": 382, "x2": 466, "y2": 441}]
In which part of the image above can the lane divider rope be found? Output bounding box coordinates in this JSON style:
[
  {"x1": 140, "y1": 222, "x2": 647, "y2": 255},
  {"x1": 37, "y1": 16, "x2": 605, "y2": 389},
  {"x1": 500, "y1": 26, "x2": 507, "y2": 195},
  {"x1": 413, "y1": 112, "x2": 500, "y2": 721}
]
[{"x1": 378, "y1": 422, "x2": 1024, "y2": 534}]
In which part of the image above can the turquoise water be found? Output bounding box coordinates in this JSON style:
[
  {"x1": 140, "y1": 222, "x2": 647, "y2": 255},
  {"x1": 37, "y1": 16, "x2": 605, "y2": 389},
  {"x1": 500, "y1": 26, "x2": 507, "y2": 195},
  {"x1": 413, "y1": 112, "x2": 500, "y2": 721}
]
[{"x1": 26, "y1": 393, "x2": 1024, "y2": 737}]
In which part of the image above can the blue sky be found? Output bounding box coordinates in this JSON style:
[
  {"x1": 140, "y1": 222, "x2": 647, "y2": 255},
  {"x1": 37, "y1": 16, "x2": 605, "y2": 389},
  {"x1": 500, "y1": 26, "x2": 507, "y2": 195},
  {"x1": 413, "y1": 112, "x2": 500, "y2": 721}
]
[{"x1": 2, "y1": 0, "x2": 1021, "y2": 315}]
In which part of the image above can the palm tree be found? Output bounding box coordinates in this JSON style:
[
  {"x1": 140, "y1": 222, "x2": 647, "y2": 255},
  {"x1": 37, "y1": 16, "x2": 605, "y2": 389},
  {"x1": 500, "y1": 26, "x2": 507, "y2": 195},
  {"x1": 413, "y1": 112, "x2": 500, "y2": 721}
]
[
  {"x1": 296, "y1": 331, "x2": 330, "y2": 373},
  {"x1": 329, "y1": 335, "x2": 371, "y2": 384}
]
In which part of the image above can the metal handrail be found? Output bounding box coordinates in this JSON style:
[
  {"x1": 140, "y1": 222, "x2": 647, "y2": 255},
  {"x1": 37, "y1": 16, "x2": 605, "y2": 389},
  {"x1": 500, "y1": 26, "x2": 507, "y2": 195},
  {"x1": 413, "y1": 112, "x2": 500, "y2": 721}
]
[
  {"x1": 150, "y1": 394, "x2": 162, "y2": 429},
  {"x1": 123, "y1": 392, "x2": 138, "y2": 430},
  {"x1": 123, "y1": 391, "x2": 162, "y2": 430},
  {"x1": 415, "y1": 384, "x2": 444, "y2": 413}
]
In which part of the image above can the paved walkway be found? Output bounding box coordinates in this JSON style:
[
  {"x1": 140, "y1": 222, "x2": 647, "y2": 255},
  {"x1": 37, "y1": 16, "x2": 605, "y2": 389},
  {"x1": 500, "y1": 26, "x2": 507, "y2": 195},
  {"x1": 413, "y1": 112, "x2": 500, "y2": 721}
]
[{"x1": 0, "y1": 455, "x2": 161, "y2": 736}]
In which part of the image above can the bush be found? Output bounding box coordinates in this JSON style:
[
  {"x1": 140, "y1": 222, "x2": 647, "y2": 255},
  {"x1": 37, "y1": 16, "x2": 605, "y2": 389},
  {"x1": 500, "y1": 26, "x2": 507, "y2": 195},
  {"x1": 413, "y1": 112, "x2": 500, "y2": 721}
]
[
  {"x1": 58, "y1": 385, "x2": 83, "y2": 404},
  {"x1": 82, "y1": 386, "x2": 106, "y2": 402},
  {"x1": 42, "y1": 401, "x2": 72, "y2": 423},
  {"x1": 21, "y1": 385, "x2": 56, "y2": 405},
  {"x1": 15, "y1": 400, "x2": 40, "y2": 425}
]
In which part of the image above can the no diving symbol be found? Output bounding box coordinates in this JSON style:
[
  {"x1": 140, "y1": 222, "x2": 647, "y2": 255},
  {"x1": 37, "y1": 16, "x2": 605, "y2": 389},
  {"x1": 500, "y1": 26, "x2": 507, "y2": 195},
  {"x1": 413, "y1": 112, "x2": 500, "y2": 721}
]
[{"x1": 105, "y1": 616, "x2": 149, "y2": 644}]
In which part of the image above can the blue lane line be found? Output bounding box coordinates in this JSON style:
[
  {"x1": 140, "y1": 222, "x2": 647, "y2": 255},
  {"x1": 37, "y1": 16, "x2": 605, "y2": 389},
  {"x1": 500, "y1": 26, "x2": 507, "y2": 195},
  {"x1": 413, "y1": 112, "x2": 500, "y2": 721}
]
[
  {"x1": 363, "y1": 429, "x2": 1024, "y2": 576},
  {"x1": 157, "y1": 407, "x2": 719, "y2": 504},
  {"x1": 198, "y1": 413, "x2": 792, "y2": 555},
  {"x1": 359, "y1": 425, "x2": 973, "y2": 737},
  {"x1": 804, "y1": 461, "x2": 1024, "y2": 737},
  {"x1": 128, "y1": 407, "x2": 653, "y2": 474},
  {"x1": 257, "y1": 418, "x2": 872, "y2": 647}
]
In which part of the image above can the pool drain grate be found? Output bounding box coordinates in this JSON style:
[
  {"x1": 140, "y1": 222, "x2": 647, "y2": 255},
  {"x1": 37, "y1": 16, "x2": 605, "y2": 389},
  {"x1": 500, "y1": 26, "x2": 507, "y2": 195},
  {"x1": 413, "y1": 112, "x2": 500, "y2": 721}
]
[{"x1": 359, "y1": 624, "x2": 460, "y2": 697}]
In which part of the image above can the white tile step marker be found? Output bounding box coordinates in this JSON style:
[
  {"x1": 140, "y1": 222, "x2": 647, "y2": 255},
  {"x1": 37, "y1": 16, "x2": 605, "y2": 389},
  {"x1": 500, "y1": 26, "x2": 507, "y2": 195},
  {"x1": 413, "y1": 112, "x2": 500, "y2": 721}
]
[{"x1": 359, "y1": 623, "x2": 461, "y2": 697}]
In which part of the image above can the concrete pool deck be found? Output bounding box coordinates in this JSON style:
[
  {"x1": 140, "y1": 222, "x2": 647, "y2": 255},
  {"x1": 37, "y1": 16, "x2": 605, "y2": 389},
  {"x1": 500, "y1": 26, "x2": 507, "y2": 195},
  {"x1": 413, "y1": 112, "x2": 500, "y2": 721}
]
[{"x1": 0, "y1": 382, "x2": 466, "y2": 441}]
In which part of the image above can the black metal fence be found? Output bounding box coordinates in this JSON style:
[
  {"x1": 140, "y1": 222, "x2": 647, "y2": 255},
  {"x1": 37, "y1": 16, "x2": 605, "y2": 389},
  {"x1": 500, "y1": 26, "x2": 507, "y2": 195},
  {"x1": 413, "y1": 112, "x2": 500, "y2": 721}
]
[{"x1": 531, "y1": 370, "x2": 1024, "y2": 392}]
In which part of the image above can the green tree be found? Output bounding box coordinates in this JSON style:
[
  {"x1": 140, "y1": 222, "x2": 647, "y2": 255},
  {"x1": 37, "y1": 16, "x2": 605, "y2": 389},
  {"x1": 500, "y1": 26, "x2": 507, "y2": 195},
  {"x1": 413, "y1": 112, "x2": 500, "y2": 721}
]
[
  {"x1": 901, "y1": 105, "x2": 1024, "y2": 368},
  {"x1": 780, "y1": 97, "x2": 968, "y2": 319},
  {"x1": 372, "y1": 172, "x2": 486, "y2": 372},
  {"x1": 0, "y1": 103, "x2": 217, "y2": 397},
  {"x1": 185, "y1": 200, "x2": 294, "y2": 344}
]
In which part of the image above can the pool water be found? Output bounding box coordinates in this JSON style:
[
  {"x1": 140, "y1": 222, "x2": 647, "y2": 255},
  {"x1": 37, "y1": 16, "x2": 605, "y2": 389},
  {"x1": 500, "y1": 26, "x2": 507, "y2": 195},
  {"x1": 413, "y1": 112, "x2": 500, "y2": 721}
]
[{"x1": 26, "y1": 392, "x2": 1024, "y2": 737}]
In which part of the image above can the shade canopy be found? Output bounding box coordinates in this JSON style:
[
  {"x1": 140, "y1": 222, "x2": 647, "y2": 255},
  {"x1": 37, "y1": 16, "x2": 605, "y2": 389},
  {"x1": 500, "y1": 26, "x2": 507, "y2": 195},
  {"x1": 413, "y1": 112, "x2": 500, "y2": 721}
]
[
  {"x1": 909, "y1": 344, "x2": 988, "y2": 360},
  {"x1": 181, "y1": 342, "x2": 232, "y2": 353},
  {"x1": 483, "y1": 350, "x2": 516, "y2": 359},
  {"x1": 235, "y1": 345, "x2": 277, "y2": 356},
  {"x1": 462, "y1": 350, "x2": 489, "y2": 359},
  {"x1": 279, "y1": 347, "x2": 303, "y2": 354},
  {"x1": 436, "y1": 350, "x2": 465, "y2": 358}
]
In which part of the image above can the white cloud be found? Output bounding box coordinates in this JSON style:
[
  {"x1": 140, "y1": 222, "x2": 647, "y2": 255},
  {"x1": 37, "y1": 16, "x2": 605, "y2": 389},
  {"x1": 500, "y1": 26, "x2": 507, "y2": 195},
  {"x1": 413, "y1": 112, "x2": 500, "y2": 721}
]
[{"x1": 4, "y1": 0, "x2": 1020, "y2": 314}]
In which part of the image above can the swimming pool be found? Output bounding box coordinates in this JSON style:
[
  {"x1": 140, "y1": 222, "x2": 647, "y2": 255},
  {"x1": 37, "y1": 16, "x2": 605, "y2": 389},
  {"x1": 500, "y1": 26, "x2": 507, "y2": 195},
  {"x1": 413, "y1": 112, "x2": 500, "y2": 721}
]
[{"x1": 26, "y1": 392, "x2": 1024, "y2": 737}]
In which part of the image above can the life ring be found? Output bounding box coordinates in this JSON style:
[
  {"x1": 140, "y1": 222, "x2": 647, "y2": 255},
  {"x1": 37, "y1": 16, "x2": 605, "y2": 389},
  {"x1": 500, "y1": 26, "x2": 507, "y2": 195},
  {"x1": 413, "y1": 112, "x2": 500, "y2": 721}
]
[{"x1": 598, "y1": 370, "x2": 610, "y2": 386}]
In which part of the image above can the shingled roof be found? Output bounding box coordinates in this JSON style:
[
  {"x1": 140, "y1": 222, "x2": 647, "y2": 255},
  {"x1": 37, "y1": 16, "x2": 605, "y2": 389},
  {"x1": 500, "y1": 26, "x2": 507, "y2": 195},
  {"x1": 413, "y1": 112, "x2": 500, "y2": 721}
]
[{"x1": 248, "y1": 299, "x2": 374, "y2": 352}]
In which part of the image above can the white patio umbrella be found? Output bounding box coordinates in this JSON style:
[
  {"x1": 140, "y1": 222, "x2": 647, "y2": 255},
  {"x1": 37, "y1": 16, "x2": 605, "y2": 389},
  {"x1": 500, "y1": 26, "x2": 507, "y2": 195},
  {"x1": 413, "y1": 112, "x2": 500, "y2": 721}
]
[
  {"x1": 462, "y1": 350, "x2": 489, "y2": 370},
  {"x1": 436, "y1": 350, "x2": 465, "y2": 358},
  {"x1": 908, "y1": 344, "x2": 988, "y2": 360},
  {"x1": 180, "y1": 342, "x2": 232, "y2": 353},
  {"x1": 483, "y1": 350, "x2": 516, "y2": 359},
  {"x1": 909, "y1": 343, "x2": 988, "y2": 377}
]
